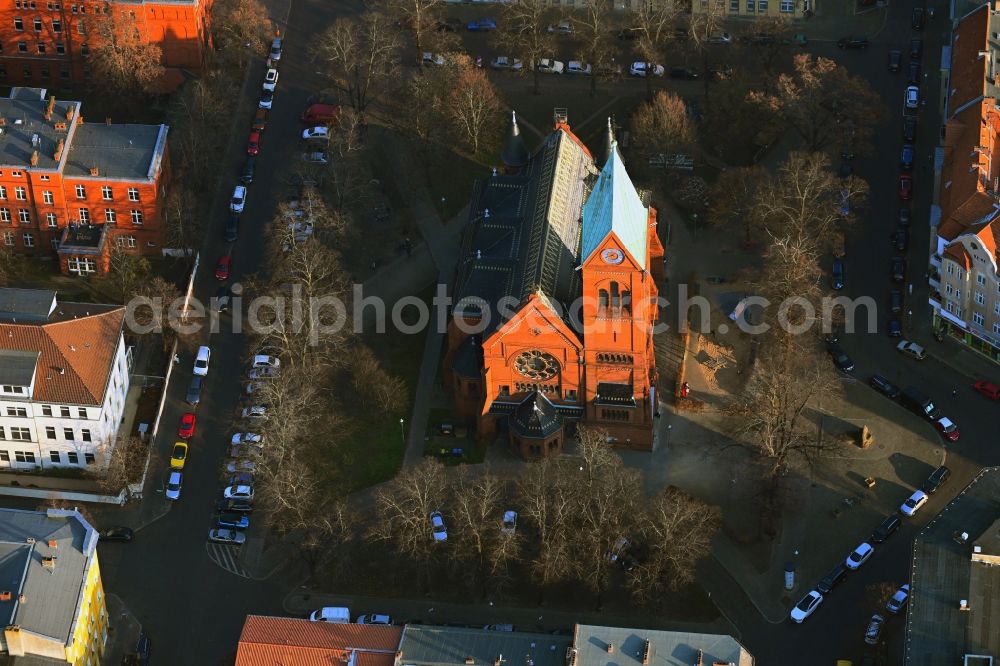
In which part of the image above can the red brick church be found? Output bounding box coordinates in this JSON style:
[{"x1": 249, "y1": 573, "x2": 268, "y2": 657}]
[{"x1": 444, "y1": 111, "x2": 665, "y2": 458}]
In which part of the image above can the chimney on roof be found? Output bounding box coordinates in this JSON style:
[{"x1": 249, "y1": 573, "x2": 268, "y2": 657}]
[
  {"x1": 54, "y1": 121, "x2": 67, "y2": 131},
  {"x1": 18, "y1": 595, "x2": 25, "y2": 603},
  {"x1": 0, "y1": 117, "x2": 6, "y2": 126},
  {"x1": 979, "y1": 50, "x2": 990, "y2": 59},
  {"x1": 960, "y1": 599, "x2": 971, "y2": 610},
  {"x1": 56, "y1": 367, "x2": 64, "y2": 375},
  {"x1": 25, "y1": 538, "x2": 35, "y2": 545},
  {"x1": 606, "y1": 643, "x2": 614, "y2": 654},
  {"x1": 0, "y1": 592, "x2": 10, "y2": 601},
  {"x1": 54, "y1": 138, "x2": 64, "y2": 161},
  {"x1": 89, "y1": 166, "x2": 99, "y2": 176},
  {"x1": 44, "y1": 95, "x2": 55, "y2": 121},
  {"x1": 30, "y1": 150, "x2": 38, "y2": 167},
  {"x1": 46, "y1": 539, "x2": 57, "y2": 548},
  {"x1": 41, "y1": 556, "x2": 56, "y2": 570},
  {"x1": 65, "y1": 105, "x2": 73, "y2": 121},
  {"x1": 465, "y1": 659, "x2": 475, "y2": 665}
]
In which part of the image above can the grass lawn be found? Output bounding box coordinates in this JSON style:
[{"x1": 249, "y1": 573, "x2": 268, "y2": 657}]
[{"x1": 339, "y1": 285, "x2": 435, "y2": 491}]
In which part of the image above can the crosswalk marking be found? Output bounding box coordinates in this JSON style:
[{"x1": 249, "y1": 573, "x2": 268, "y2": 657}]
[{"x1": 206, "y1": 542, "x2": 251, "y2": 578}]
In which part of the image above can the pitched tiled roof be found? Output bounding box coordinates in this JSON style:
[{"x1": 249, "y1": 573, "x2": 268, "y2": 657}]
[
  {"x1": 939, "y1": 102, "x2": 1000, "y2": 237},
  {"x1": 0, "y1": 303, "x2": 124, "y2": 406},
  {"x1": 948, "y1": 4, "x2": 989, "y2": 113},
  {"x1": 972, "y1": 215, "x2": 1000, "y2": 262},
  {"x1": 235, "y1": 616, "x2": 402, "y2": 666},
  {"x1": 944, "y1": 243, "x2": 972, "y2": 269}
]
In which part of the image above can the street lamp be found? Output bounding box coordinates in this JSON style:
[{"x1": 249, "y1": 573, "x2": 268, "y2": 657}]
[
  {"x1": 666, "y1": 424, "x2": 673, "y2": 447},
  {"x1": 399, "y1": 418, "x2": 405, "y2": 447}
]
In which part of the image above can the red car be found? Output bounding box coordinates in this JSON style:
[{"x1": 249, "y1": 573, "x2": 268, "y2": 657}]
[
  {"x1": 973, "y1": 380, "x2": 1000, "y2": 400},
  {"x1": 246, "y1": 130, "x2": 262, "y2": 156},
  {"x1": 898, "y1": 174, "x2": 913, "y2": 200},
  {"x1": 935, "y1": 416, "x2": 960, "y2": 442},
  {"x1": 178, "y1": 412, "x2": 197, "y2": 439},
  {"x1": 214, "y1": 255, "x2": 232, "y2": 281}
]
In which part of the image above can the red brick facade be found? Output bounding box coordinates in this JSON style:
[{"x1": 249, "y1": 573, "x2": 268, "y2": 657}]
[
  {"x1": 0, "y1": 0, "x2": 212, "y2": 90},
  {"x1": 0, "y1": 89, "x2": 169, "y2": 275}
]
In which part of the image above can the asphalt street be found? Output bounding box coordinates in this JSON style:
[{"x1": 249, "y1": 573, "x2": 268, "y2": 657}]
[{"x1": 91, "y1": 0, "x2": 1000, "y2": 663}]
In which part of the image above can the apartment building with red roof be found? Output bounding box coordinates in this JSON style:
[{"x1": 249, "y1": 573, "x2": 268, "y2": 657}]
[
  {"x1": 0, "y1": 288, "x2": 131, "y2": 470},
  {"x1": 931, "y1": 2, "x2": 1000, "y2": 360},
  {"x1": 234, "y1": 615, "x2": 403, "y2": 666}
]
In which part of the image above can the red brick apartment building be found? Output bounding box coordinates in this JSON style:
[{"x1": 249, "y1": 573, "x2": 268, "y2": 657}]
[
  {"x1": 0, "y1": 0, "x2": 212, "y2": 89},
  {"x1": 0, "y1": 86, "x2": 169, "y2": 275}
]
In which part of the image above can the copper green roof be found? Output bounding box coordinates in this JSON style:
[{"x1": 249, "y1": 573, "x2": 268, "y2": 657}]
[{"x1": 581, "y1": 144, "x2": 648, "y2": 264}]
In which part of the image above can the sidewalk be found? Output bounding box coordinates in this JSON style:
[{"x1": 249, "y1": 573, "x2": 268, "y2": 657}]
[{"x1": 101, "y1": 594, "x2": 142, "y2": 666}]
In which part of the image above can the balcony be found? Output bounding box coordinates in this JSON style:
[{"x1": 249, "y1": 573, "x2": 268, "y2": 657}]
[{"x1": 929, "y1": 254, "x2": 941, "y2": 270}]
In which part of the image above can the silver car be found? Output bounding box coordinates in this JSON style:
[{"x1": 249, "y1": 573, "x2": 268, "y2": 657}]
[{"x1": 208, "y1": 528, "x2": 246, "y2": 545}]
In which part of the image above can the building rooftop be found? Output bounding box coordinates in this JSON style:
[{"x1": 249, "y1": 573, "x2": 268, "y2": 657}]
[
  {"x1": 59, "y1": 223, "x2": 107, "y2": 253},
  {"x1": 0, "y1": 508, "x2": 97, "y2": 649},
  {"x1": 905, "y1": 467, "x2": 1000, "y2": 666},
  {"x1": 0, "y1": 88, "x2": 77, "y2": 172},
  {"x1": 398, "y1": 625, "x2": 571, "y2": 666},
  {"x1": 0, "y1": 289, "x2": 124, "y2": 406},
  {"x1": 0, "y1": 350, "x2": 39, "y2": 387},
  {"x1": 581, "y1": 144, "x2": 649, "y2": 265},
  {"x1": 64, "y1": 123, "x2": 167, "y2": 181},
  {"x1": 235, "y1": 616, "x2": 402, "y2": 666},
  {"x1": 0, "y1": 288, "x2": 56, "y2": 321},
  {"x1": 572, "y1": 624, "x2": 753, "y2": 666}
]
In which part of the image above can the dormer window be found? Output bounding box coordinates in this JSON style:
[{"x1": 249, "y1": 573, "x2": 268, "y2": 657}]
[{"x1": 1, "y1": 385, "x2": 25, "y2": 395}]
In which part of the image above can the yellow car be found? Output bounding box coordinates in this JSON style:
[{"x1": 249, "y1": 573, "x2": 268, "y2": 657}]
[{"x1": 169, "y1": 442, "x2": 188, "y2": 470}]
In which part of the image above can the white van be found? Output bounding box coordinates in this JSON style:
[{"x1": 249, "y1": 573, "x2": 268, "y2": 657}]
[{"x1": 309, "y1": 606, "x2": 351, "y2": 623}]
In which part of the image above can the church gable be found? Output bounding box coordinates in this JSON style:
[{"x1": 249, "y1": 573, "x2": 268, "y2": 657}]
[
  {"x1": 581, "y1": 233, "x2": 643, "y2": 272},
  {"x1": 483, "y1": 293, "x2": 582, "y2": 358}
]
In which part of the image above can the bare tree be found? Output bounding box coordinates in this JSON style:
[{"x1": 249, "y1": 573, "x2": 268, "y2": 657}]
[
  {"x1": 572, "y1": 0, "x2": 616, "y2": 97},
  {"x1": 707, "y1": 165, "x2": 767, "y2": 245},
  {"x1": 739, "y1": 16, "x2": 795, "y2": 75},
  {"x1": 627, "y1": 487, "x2": 721, "y2": 605},
  {"x1": 212, "y1": 0, "x2": 272, "y2": 56},
  {"x1": 167, "y1": 73, "x2": 230, "y2": 192},
  {"x1": 314, "y1": 12, "x2": 400, "y2": 122},
  {"x1": 495, "y1": 0, "x2": 556, "y2": 95},
  {"x1": 107, "y1": 247, "x2": 151, "y2": 303},
  {"x1": 397, "y1": 62, "x2": 452, "y2": 152},
  {"x1": 370, "y1": 459, "x2": 450, "y2": 592},
  {"x1": 630, "y1": 91, "x2": 697, "y2": 164},
  {"x1": 687, "y1": 0, "x2": 726, "y2": 97},
  {"x1": 92, "y1": 435, "x2": 148, "y2": 496},
  {"x1": 517, "y1": 456, "x2": 575, "y2": 600},
  {"x1": 350, "y1": 346, "x2": 408, "y2": 414},
  {"x1": 700, "y1": 72, "x2": 778, "y2": 163},
  {"x1": 450, "y1": 467, "x2": 521, "y2": 597},
  {"x1": 162, "y1": 186, "x2": 202, "y2": 253},
  {"x1": 448, "y1": 65, "x2": 504, "y2": 155},
  {"x1": 131, "y1": 276, "x2": 186, "y2": 352},
  {"x1": 322, "y1": 107, "x2": 374, "y2": 213},
  {"x1": 627, "y1": 0, "x2": 682, "y2": 100},
  {"x1": 88, "y1": 12, "x2": 165, "y2": 96},
  {"x1": 388, "y1": 0, "x2": 448, "y2": 65},
  {"x1": 0, "y1": 245, "x2": 25, "y2": 288},
  {"x1": 749, "y1": 54, "x2": 885, "y2": 153}
]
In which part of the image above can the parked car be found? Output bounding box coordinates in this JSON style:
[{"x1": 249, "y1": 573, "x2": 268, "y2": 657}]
[
  {"x1": 546, "y1": 20, "x2": 572, "y2": 34},
  {"x1": 302, "y1": 151, "x2": 329, "y2": 165},
  {"x1": 223, "y1": 484, "x2": 254, "y2": 500},
  {"x1": 247, "y1": 367, "x2": 278, "y2": 380},
  {"x1": 908, "y1": 61, "x2": 921, "y2": 84},
  {"x1": 246, "y1": 130, "x2": 262, "y2": 156},
  {"x1": 241, "y1": 405, "x2": 268, "y2": 420},
  {"x1": 252, "y1": 355, "x2": 280, "y2": 369},
  {"x1": 430, "y1": 510, "x2": 448, "y2": 541},
  {"x1": 466, "y1": 18, "x2": 497, "y2": 31},
  {"x1": 214, "y1": 255, "x2": 232, "y2": 281},
  {"x1": 898, "y1": 175, "x2": 913, "y2": 201},
  {"x1": 169, "y1": 442, "x2": 188, "y2": 470},
  {"x1": 225, "y1": 459, "x2": 257, "y2": 474},
  {"x1": 216, "y1": 499, "x2": 253, "y2": 514},
  {"x1": 490, "y1": 56, "x2": 522, "y2": 71},
  {"x1": 217, "y1": 512, "x2": 250, "y2": 530},
  {"x1": 230, "y1": 185, "x2": 247, "y2": 213},
  {"x1": 302, "y1": 127, "x2": 329, "y2": 143},
  {"x1": 903, "y1": 115, "x2": 917, "y2": 142},
  {"x1": 901, "y1": 489, "x2": 929, "y2": 516},
  {"x1": 269, "y1": 38, "x2": 282, "y2": 61},
  {"x1": 892, "y1": 228, "x2": 909, "y2": 251},
  {"x1": 208, "y1": 528, "x2": 246, "y2": 545},
  {"x1": 224, "y1": 214, "x2": 239, "y2": 242},
  {"x1": 501, "y1": 510, "x2": 517, "y2": 535},
  {"x1": 864, "y1": 614, "x2": 885, "y2": 645},
  {"x1": 972, "y1": 380, "x2": 1000, "y2": 399},
  {"x1": 890, "y1": 289, "x2": 903, "y2": 314},
  {"x1": 837, "y1": 36, "x2": 869, "y2": 49},
  {"x1": 831, "y1": 258, "x2": 845, "y2": 290},
  {"x1": 229, "y1": 444, "x2": 263, "y2": 459},
  {"x1": 536, "y1": 59, "x2": 564, "y2": 74},
  {"x1": 310, "y1": 607, "x2": 351, "y2": 623},
  {"x1": 185, "y1": 376, "x2": 203, "y2": 406},
  {"x1": 258, "y1": 90, "x2": 274, "y2": 109},
  {"x1": 869, "y1": 374, "x2": 900, "y2": 399},
  {"x1": 910, "y1": 37, "x2": 923, "y2": 60},
  {"x1": 870, "y1": 514, "x2": 901, "y2": 543},
  {"x1": 845, "y1": 542, "x2": 874, "y2": 570},
  {"x1": 888, "y1": 49, "x2": 902, "y2": 71},
  {"x1": 192, "y1": 347, "x2": 211, "y2": 378},
  {"x1": 790, "y1": 590, "x2": 823, "y2": 623},
  {"x1": 922, "y1": 466, "x2": 952, "y2": 494},
  {"x1": 421, "y1": 52, "x2": 445, "y2": 66},
  {"x1": 886, "y1": 584, "x2": 910, "y2": 614},
  {"x1": 912, "y1": 7, "x2": 925, "y2": 29},
  {"x1": 826, "y1": 341, "x2": 855, "y2": 372},
  {"x1": 816, "y1": 563, "x2": 848, "y2": 594},
  {"x1": 669, "y1": 67, "x2": 699, "y2": 80},
  {"x1": 629, "y1": 61, "x2": 665, "y2": 77},
  {"x1": 900, "y1": 144, "x2": 914, "y2": 171},
  {"x1": 566, "y1": 61, "x2": 592, "y2": 75},
  {"x1": 252, "y1": 108, "x2": 268, "y2": 133},
  {"x1": 707, "y1": 32, "x2": 732, "y2": 44},
  {"x1": 905, "y1": 85, "x2": 920, "y2": 109},
  {"x1": 99, "y1": 526, "x2": 135, "y2": 542},
  {"x1": 896, "y1": 340, "x2": 926, "y2": 360},
  {"x1": 165, "y1": 471, "x2": 183, "y2": 500},
  {"x1": 240, "y1": 156, "x2": 256, "y2": 185},
  {"x1": 356, "y1": 614, "x2": 393, "y2": 625},
  {"x1": 891, "y1": 256, "x2": 907, "y2": 282},
  {"x1": 934, "y1": 417, "x2": 960, "y2": 441},
  {"x1": 887, "y1": 317, "x2": 902, "y2": 337},
  {"x1": 231, "y1": 432, "x2": 263, "y2": 445},
  {"x1": 177, "y1": 413, "x2": 196, "y2": 439}
]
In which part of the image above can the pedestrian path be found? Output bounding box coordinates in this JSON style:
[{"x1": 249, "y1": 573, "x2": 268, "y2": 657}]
[{"x1": 206, "y1": 542, "x2": 252, "y2": 578}]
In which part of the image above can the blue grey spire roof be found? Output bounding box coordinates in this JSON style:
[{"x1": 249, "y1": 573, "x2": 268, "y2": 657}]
[{"x1": 581, "y1": 143, "x2": 648, "y2": 264}]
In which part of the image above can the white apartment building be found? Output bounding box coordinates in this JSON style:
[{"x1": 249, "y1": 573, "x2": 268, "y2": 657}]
[{"x1": 0, "y1": 289, "x2": 130, "y2": 470}]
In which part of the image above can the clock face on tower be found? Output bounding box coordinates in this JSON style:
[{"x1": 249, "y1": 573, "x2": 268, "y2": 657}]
[
  {"x1": 514, "y1": 350, "x2": 560, "y2": 380},
  {"x1": 601, "y1": 248, "x2": 624, "y2": 264}
]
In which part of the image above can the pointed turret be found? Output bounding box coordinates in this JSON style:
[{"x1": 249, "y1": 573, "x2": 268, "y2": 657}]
[
  {"x1": 501, "y1": 110, "x2": 529, "y2": 173},
  {"x1": 600, "y1": 117, "x2": 616, "y2": 167}
]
